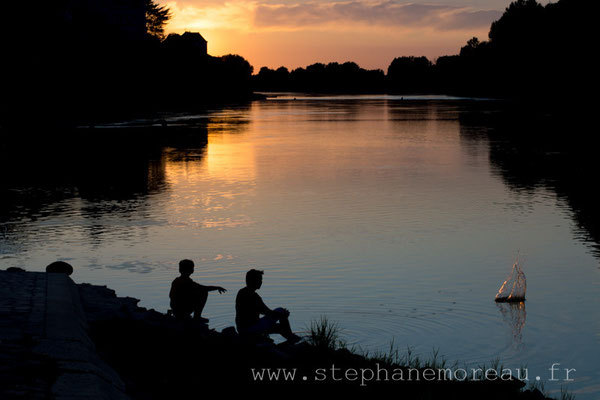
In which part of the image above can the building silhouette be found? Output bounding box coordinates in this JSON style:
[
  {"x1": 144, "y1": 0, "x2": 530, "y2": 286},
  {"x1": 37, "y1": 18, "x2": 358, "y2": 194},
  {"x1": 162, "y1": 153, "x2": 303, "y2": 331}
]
[{"x1": 163, "y1": 32, "x2": 208, "y2": 56}]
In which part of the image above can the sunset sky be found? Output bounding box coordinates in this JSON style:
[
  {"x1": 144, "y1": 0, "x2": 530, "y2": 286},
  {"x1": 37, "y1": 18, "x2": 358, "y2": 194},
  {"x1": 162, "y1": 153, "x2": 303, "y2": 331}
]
[{"x1": 160, "y1": 0, "x2": 551, "y2": 71}]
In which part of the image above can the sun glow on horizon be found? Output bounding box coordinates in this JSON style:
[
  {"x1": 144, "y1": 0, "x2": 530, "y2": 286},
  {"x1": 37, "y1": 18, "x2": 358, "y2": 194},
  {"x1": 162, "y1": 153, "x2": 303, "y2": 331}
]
[{"x1": 160, "y1": 0, "x2": 509, "y2": 70}]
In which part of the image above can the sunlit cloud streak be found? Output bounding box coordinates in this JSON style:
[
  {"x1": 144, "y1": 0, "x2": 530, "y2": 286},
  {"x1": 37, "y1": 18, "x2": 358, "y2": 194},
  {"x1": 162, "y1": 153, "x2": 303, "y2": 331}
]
[
  {"x1": 166, "y1": 1, "x2": 501, "y2": 32},
  {"x1": 161, "y1": 0, "x2": 504, "y2": 69},
  {"x1": 254, "y1": 2, "x2": 501, "y2": 31}
]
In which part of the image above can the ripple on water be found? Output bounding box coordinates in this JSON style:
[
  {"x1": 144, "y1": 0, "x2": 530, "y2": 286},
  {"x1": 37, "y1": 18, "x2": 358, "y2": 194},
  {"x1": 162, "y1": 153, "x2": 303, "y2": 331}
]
[{"x1": 205, "y1": 297, "x2": 517, "y2": 365}]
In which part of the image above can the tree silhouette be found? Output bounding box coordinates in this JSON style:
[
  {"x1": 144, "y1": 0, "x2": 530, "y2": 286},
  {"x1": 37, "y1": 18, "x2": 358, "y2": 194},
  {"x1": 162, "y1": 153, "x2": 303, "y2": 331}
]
[
  {"x1": 146, "y1": 0, "x2": 172, "y2": 40},
  {"x1": 459, "y1": 37, "x2": 481, "y2": 57},
  {"x1": 488, "y1": 0, "x2": 544, "y2": 48},
  {"x1": 387, "y1": 56, "x2": 432, "y2": 93},
  {"x1": 220, "y1": 54, "x2": 254, "y2": 78}
]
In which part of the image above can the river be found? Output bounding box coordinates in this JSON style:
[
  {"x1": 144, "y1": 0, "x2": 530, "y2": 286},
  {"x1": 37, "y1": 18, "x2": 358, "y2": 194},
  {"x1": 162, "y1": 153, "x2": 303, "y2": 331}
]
[{"x1": 1, "y1": 95, "x2": 598, "y2": 398}]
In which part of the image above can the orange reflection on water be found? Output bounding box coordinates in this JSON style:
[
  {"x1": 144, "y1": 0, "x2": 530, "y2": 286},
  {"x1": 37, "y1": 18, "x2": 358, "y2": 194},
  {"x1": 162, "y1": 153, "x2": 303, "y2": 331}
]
[
  {"x1": 204, "y1": 134, "x2": 256, "y2": 183},
  {"x1": 162, "y1": 126, "x2": 257, "y2": 230}
]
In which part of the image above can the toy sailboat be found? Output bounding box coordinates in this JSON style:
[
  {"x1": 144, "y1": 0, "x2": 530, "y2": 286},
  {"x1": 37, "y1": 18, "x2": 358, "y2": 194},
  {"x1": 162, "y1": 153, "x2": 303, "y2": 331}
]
[{"x1": 495, "y1": 259, "x2": 526, "y2": 303}]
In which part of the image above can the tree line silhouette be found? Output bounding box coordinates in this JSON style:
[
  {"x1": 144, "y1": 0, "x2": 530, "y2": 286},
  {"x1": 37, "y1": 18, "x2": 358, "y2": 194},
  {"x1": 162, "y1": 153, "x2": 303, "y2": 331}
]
[
  {"x1": 253, "y1": 0, "x2": 592, "y2": 102},
  {"x1": 0, "y1": 0, "x2": 592, "y2": 127},
  {"x1": 0, "y1": 1, "x2": 255, "y2": 127}
]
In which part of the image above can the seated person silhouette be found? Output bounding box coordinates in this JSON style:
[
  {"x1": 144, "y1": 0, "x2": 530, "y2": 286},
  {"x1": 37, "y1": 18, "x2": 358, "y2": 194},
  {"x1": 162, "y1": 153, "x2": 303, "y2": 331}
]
[
  {"x1": 235, "y1": 269, "x2": 301, "y2": 343},
  {"x1": 169, "y1": 259, "x2": 226, "y2": 323}
]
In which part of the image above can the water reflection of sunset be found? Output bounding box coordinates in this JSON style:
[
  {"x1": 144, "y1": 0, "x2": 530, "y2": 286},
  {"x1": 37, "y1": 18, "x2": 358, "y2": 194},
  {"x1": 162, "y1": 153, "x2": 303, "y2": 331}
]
[
  {"x1": 163, "y1": 129, "x2": 256, "y2": 230},
  {"x1": 204, "y1": 133, "x2": 256, "y2": 183},
  {"x1": 3, "y1": 99, "x2": 600, "y2": 398}
]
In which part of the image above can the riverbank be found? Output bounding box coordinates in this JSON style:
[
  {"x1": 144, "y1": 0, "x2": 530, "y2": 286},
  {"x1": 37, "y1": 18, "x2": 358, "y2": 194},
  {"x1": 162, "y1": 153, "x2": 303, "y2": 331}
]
[
  {"x1": 0, "y1": 269, "x2": 128, "y2": 399},
  {"x1": 1, "y1": 268, "x2": 559, "y2": 399}
]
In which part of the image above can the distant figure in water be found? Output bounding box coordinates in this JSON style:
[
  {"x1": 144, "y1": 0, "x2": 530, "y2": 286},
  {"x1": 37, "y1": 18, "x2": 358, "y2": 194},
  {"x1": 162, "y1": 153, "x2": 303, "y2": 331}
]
[
  {"x1": 235, "y1": 269, "x2": 301, "y2": 343},
  {"x1": 170, "y1": 259, "x2": 226, "y2": 323}
]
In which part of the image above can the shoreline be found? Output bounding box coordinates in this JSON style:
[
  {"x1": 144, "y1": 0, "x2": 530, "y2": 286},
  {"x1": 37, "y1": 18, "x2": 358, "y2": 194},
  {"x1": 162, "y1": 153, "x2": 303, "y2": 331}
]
[{"x1": 1, "y1": 268, "x2": 558, "y2": 399}]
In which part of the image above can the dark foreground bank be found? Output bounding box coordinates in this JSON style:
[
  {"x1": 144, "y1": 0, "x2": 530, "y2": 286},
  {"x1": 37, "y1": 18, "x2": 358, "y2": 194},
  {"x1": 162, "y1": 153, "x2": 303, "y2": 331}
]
[{"x1": 1, "y1": 268, "x2": 558, "y2": 399}]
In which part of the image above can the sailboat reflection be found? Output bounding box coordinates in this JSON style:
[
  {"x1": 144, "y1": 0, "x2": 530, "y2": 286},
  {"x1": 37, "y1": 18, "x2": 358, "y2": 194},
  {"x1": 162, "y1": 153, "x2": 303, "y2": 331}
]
[{"x1": 496, "y1": 301, "x2": 526, "y2": 346}]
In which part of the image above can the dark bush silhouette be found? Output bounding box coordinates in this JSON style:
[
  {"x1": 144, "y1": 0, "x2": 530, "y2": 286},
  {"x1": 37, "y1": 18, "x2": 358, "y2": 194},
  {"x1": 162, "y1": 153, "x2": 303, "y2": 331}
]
[
  {"x1": 387, "y1": 56, "x2": 432, "y2": 93},
  {"x1": 254, "y1": 66, "x2": 291, "y2": 91},
  {"x1": 220, "y1": 54, "x2": 254, "y2": 93},
  {"x1": 253, "y1": 62, "x2": 385, "y2": 93}
]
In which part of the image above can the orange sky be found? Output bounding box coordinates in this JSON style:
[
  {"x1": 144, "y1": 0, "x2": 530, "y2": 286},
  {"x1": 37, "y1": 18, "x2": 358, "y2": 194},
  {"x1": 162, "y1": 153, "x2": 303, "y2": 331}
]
[{"x1": 159, "y1": 0, "x2": 549, "y2": 71}]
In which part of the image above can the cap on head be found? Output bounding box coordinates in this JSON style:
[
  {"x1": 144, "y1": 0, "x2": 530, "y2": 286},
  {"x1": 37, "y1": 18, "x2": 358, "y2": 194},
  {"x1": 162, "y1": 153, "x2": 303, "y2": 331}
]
[{"x1": 179, "y1": 259, "x2": 194, "y2": 275}]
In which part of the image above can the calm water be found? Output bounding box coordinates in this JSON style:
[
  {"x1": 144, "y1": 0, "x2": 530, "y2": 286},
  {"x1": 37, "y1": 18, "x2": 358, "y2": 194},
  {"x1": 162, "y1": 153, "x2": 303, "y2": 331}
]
[{"x1": 1, "y1": 97, "x2": 599, "y2": 397}]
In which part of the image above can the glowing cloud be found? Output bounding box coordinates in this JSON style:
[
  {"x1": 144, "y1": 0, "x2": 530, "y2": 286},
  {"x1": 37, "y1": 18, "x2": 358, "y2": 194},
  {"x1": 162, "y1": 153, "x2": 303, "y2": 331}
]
[
  {"x1": 254, "y1": 2, "x2": 501, "y2": 31},
  {"x1": 160, "y1": 1, "x2": 504, "y2": 69},
  {"x1": 165, "y1": 1, "x2": 254, "y2": 31}
]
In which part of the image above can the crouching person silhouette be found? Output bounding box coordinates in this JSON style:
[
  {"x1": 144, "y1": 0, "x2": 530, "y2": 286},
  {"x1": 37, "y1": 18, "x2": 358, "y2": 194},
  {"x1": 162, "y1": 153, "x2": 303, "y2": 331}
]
[
  {"x1": 235, "y1": 269, "x2": 301, "y2": 343},
  {"x1": 169, "y1": 259, "x2": 226, "y2": 323}
]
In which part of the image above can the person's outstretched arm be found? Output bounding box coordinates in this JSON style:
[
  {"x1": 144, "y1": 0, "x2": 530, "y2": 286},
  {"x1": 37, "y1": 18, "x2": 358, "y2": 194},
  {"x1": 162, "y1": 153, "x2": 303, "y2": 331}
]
[
  {"x1": 207, "y1": 285, "x2": 227, "y2": 294},
  {"x1": 196, "y1": 284, "x2": 227, "y2": 294}
]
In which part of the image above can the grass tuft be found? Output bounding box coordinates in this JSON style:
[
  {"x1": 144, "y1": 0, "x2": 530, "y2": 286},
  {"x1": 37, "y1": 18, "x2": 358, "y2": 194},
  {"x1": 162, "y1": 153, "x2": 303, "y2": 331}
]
[
  {"x1": 306, "y1": 316, "x2": 575, "y2": 400},
  {"x1": 307, "y1": 316, "x2": 343, "y2": 350},
  {"x1": 559, "y1": 386, "x2": 576, "y2": 400}
]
